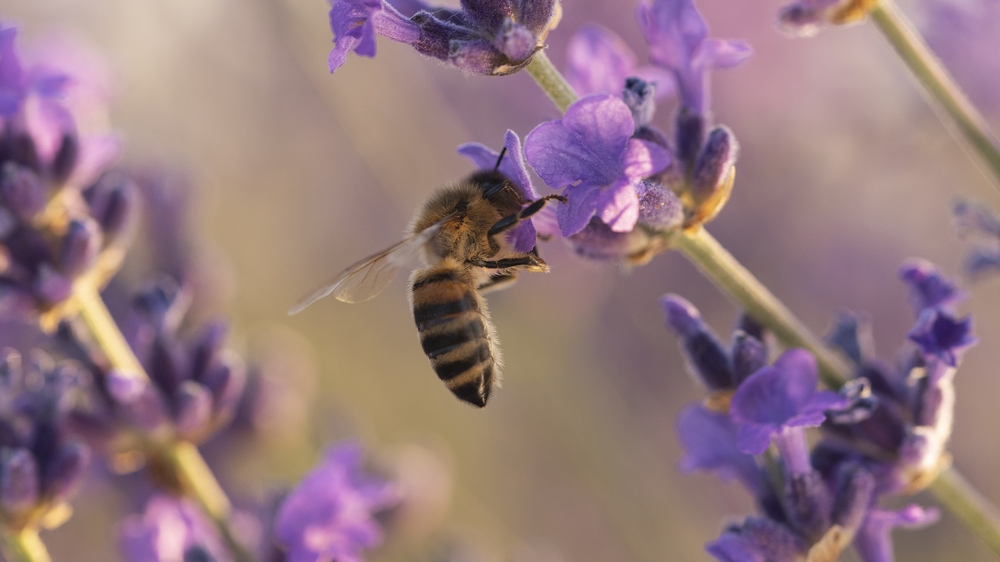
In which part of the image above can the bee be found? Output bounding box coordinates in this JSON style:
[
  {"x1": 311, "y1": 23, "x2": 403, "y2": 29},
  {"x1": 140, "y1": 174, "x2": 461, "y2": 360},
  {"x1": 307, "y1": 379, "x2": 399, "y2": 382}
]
[{"x1": 289, "y1": 160, "x2": 564, "y2": 407}]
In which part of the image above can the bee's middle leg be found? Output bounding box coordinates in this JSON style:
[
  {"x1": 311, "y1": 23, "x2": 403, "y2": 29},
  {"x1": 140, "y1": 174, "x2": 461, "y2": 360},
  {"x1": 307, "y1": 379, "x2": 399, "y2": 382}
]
[{"x1": 487, "y1": 194, "x2": 567, "y2": 239}]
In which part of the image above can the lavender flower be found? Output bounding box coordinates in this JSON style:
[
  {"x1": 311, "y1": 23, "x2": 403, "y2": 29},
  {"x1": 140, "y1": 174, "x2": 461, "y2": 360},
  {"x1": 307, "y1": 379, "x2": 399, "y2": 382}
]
[
  {"x1": 660, "y1": 294, "x2": 766, "y2": 392},
  {"x1": 663, "y1": 293, "x2": 944, "y2": 560},
  {"x1": 954, "y1": 199, "x2": 1000, "y2": 278},
  {"x1": 458, "y1": 130, "x2": 539, "y2": 252},
  {"x1": 118, "y1": 495, "x2": 231, "y2": 562},
  {"x1": 524, "y1": 94, "x2": 671, "y2": 236},
  {"x1": 564, "y1": 24, "x2": 672, "y2": 98},
  {"x1": 326, "y1": 0, "x2": 421, "y2": 72},
  {"x1": 817, "y1": 260, "x2": 974, "y2": 494},
  {"x1": 327, "y1": 0, "x2": 559, "y2": 75},
  {"x1": 62, "y1": 277, "x2": 246, "y2": 449},
  {"x1": 0, "y1": 26, "x2": 131, "y2": 318},
  {"x1": 729, "y1": 349, "x2": 845, "y2": 456},
  {"x1": 275, "y1": 441, "x2": 398, "y2": 562},
  {"x1": 777, "y1": 0, "x2": 879, "y2": 37},
  {"x1": 0, "y1": 348, "x2": 91, "y2": 530},
  {"x1": 635, "y1": 0, "x2": 750, "y2": 115}
]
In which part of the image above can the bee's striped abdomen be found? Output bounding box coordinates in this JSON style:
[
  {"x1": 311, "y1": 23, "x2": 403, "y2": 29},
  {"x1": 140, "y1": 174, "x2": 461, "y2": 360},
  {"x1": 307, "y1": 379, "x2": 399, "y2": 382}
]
[{"x1": 412, "y1": 269, "x2": 497, "y2": 407}]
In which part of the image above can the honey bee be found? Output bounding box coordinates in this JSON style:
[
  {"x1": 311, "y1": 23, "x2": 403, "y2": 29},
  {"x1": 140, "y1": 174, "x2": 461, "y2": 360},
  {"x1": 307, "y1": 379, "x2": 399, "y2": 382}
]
[{"x1": 289, "y1": 164, "x2": 564, "y2": 407}]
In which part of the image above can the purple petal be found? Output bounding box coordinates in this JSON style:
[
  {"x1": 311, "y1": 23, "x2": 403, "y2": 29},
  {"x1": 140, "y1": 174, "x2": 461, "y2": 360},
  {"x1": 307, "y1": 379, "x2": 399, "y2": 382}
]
[
  {"x1": 621, "y1": 137, "x2": 672, "y2": 181},
  {"x1": 772, "y1": 349, "x2": 820, "y2": 405},
  {"x1": 565, "y1": 24, "x2": 637, "y2": 96},
  {"x1": 636, "y1": 0, "x2": 708, "y2": 72},
  {"x1": 555, "y1": 183, "x2": 601, "y2": 236},
  {"x1": 525, "y1": 94, "x2": 635, "y2": 189},
  {"x1": 700, "y1": 38, "x2": 752, "y2": 69},
  {"x1": 596, "y1": 179, "x2": 639, "y2": 232},
  {"x1": 676, "y1": 404, "x2": 764, "y2": 495},
  {"x1": 275, "y1": 441, "x2": 398, "y2": 562},
  {"x1": 785, "y1": 390, "x2": 845, "y2": 428},
  {"x1": 735, "y1": 422, "x2": 778, "y2": 455}
]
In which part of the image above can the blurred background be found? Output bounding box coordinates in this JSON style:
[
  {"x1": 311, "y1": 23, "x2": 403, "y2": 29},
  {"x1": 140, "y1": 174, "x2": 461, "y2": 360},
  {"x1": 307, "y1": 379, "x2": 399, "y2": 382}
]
[{"x1": 5, "y1": 0, "x2": 1000, "y2": 560}]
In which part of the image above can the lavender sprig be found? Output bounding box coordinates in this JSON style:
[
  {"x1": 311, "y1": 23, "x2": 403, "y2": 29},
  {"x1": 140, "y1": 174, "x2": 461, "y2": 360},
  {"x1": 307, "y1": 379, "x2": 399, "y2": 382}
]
[{"x1": 517, "y1": 2, "x2": 1000, "y2": 556}]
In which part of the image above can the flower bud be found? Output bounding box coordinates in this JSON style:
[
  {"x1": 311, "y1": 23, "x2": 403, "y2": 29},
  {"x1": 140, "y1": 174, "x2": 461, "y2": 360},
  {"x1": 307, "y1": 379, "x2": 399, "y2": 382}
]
[
  {"x1": 107, "y1": 372, "x2": 168, "y2": 432},
  {"x1": 175, "y1": 381, "x2": 213, "y2": 437},
  {"x1": 42, "y1": 443, "x2": 90, "y2": 502},
  {"x1": 51, "y1": 132, "x2": 79, "y2": 185},
  {"x1": 59, "y1": 218, "x2": 103, "y2": 277},
  {"x1": 1, "y1": 448, "x2": 39, "y2": 517},
  {"x1": 84, "y1": 173, "x2": 137, "y2": 238},
  {"x1": 783, "y1": 470, "x2": 832, "y2": 543},
  {"x1": 0, "y1": 163, "x2": 47, "y2": 222},
  {"x1": 622, "y1": 77, "x2": 657, "y2": 131},
  {"x1": 660, "y1": 294, "x2": 734, "y2": 390},
  {"x1": 674, "y1": 107, "x2": 705, "y2": 173},
  {"x1": 829, "y1": 462, "x2": 874, "y2": 535},
  {"x1": 730, "y1": 331, "x2": 766, "y2": 386},
  {"x1": 690, "y1": 126, "x2": 738, "y2": 205}
]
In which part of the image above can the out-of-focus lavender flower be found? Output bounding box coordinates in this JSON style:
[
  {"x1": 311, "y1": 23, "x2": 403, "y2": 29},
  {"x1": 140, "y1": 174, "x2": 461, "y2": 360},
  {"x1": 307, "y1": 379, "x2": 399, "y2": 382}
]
[
  {"x1": 63, "y1": 277, "x2": 246, "y2": 450},
  {"x1": 0, "y1": 25, "x2": 131, "y2": 319},
  {"x1": 458, "y1": 130, "x2": 539, "y2": 253},
  {"x1": 275, "y1": 441, "x2": 398, "y2": 562},
  {"x1": 0, "y1": 348, "x2": 91, "y2": 530},
  {"x1": 953, "y1": 199, "x2": 1000, "y2": 279},
  {"x1": 776, "y1": 0, "x2": 876, "y2": 37},
  {"x1": 327, "y1": 0, "x2": 560, "y2": 75},
  {"x1": 118, "y1": 494, "x2": 231, "y2": 562},
  {"x1": 564, "y1": 24, "x2": 673, "y2": 98},
  {"x1": 817, "y1": 260, "x2": 974, "y2": 495},
  {"x1": 525, "y1": 94, "x2": 671, "y2": 236},
  {"x1": 634, "y1": 0, "x2": 750, "y2": 115}
]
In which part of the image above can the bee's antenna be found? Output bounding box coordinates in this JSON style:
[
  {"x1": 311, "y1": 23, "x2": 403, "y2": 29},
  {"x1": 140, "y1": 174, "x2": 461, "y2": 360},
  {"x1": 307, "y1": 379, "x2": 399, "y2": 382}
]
[{"x1": 493, "y1": 147, "x2": 507, "y2": 172}]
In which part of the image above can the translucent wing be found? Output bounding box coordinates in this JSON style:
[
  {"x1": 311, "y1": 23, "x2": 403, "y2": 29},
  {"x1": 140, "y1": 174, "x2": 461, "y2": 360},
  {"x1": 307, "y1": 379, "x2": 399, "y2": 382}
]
[{"x1": 288, "y1": 217, "x2": 452, "y2": 314}]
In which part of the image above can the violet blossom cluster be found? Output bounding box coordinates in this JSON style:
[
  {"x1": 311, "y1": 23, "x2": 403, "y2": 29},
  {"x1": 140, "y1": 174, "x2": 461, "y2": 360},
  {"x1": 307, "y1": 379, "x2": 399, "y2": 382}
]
[
  {"x1": 0, "y1": 24, "x2": 132, "y2": 323},
  {"x1": 0, "y1": 24, "x2": 401, "y2": 562},
  {"x1": 663, "y1": 258, "x2": 973, "y2": 561},
  {"x1": 520, "y1": 0, "x2": 748, "y2": 262},
  {"x1": 954, "y1": 199, "x2": 1000, "y2": 279},
  {"x1": 326, "y1": 0, "x2": 560, "y2": 75},
  {"x1": 0, "y1": 347, "x2": 90, "y2": 534}
]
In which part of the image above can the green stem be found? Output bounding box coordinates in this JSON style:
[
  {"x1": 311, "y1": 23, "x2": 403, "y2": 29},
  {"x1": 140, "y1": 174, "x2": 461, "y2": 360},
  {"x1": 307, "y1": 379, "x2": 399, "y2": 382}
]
[
  {"x1": 525, "y1": 51, "x2": 578, "y2": 113},
  {"x1": 0, "y1": 528, "x2": 51, "y2": 562},
  {"x1": 927, "y1": 468, "x2": 1000, "y2": 556},
  {"x1": 672, "y1": 227, "x2": 851, "y2": 388},
  {"x1": 72, "y1": 281, "x2": 257, "y2": 562},
  {"x1": 869, "y1": 0, "x2": 1000, "y2": 190},
  {"x1": 524, "y1": 54, "x2": 1000, "y2": 558}
]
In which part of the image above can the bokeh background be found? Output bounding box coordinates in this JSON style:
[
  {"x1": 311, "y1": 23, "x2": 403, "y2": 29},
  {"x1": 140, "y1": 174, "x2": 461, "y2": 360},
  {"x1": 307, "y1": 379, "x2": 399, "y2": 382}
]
[{"x1": 5, "y1": 0, "x2": 1000, "y2": 560}]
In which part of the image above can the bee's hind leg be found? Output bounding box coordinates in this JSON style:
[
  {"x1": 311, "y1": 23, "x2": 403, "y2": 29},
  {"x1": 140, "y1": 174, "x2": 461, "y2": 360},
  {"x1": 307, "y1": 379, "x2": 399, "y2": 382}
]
[
  {"x1": 487, "y1": 194, "x2": 567, "y2": 239},
  {"x1": 467, "y1": 256, "x2": 547, "y2": 272},
  {"x1": 478, "y1": 272, "x2": 519, "y2": 294}
]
